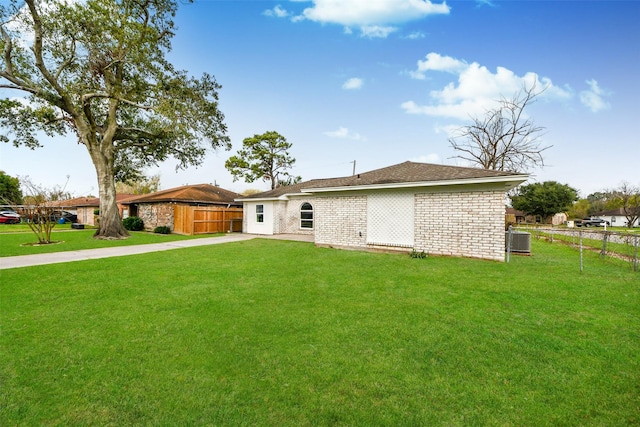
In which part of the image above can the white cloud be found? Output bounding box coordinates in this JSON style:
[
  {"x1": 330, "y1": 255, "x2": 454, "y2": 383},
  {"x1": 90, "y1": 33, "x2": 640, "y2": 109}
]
[
  {"x1": 295, "y1": 0, "x2": 450, "y2": 38},
  {"x1": 409, "y1": 52, "x2": 468, "y2": 79},
  {"x1": 324, "y1": 126, "x2": 367, "y2": 141},
  {"x1": 342, "y1": 77, "x2": 364, "y2": 90},
  {"x1": 580, "y1": 79, "x2": 611, "y2": 112},
  {"x1": 402, "y1": 52, "x2": 573, "y2": 120},
  {"x1": 404, "y1": 30, "x2": 426, "y2": 40},
  {"x1": 359, "y1": 25, "x2": 397, "y2": 38},
  {"x1": 263, "y1": 5, "x2": 290, "y2": 18}
]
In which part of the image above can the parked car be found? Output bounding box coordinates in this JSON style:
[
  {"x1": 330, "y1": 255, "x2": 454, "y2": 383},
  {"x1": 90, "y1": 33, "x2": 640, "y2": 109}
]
[
  {"x1": 575, "y1": 217, "x2": 610, "y2": 227},
  {"x1": 0, "y1": 210, "x2": 21, "y2": 224},
  {"x1": 51, "y1": 210, "x2": 78, "y2": 223}
]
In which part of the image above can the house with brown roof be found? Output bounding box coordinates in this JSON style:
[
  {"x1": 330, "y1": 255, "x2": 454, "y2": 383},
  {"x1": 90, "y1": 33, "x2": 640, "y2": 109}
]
[
  {"x1": 49, "y1": 194, "x2": 135, "y2": 225},
  {"x1": 236, "y1": 161, "x2": 528, "y2": 261},
  {"x1": 122, "y1": 184, "x2": 242, "y2": 233}
]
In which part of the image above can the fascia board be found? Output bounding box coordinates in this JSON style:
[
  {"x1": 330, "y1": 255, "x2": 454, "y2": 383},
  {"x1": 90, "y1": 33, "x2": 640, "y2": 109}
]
[
  {"x1": 303, "y1": 175, "x2": 529, "y2": 194},
  {"x1": 234, "y1": 194, "x2": 298, "y2": 203}
]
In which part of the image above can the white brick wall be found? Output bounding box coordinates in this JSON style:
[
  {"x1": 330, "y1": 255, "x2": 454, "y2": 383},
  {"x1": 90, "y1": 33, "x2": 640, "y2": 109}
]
[
  {"x1": 414, "y1": 190, "x2": 505, "y2": 261},
  {"x1": 315, "y1": 195, "x2": 368, "y2": 248},
  {"x1": 246, "y1": 187, "x2": 506, "y2": 261},
  {"x1": 276, "y1": 198, "x2": 316, "y2": 235}
]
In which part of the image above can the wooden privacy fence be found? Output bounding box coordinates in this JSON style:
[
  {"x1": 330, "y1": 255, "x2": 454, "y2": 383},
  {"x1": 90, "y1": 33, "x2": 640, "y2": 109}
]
[{"x1": 173, "y1": 205, "x2": 243, "y2": 235}]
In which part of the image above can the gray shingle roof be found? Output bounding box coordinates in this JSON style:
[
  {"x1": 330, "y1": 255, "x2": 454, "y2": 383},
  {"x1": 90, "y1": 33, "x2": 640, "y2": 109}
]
[{"x1": 241, "y1": 161, "x2": 526, "y2": 199}]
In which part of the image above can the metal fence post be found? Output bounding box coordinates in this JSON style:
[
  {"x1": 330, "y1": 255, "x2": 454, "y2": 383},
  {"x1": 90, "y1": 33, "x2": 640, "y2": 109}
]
[
  {"x1": 601, "y1": 231, "x2": 609, "y2": 259},
  {"x1": 506, "y1": 225, "x2": 513, "y2": 263},
  {"x1": 579, "y1": 229, "x2": 584, "y2": 273},
  {"x1": 634, "y1": 235, "x2": 639, "y2": 272}
]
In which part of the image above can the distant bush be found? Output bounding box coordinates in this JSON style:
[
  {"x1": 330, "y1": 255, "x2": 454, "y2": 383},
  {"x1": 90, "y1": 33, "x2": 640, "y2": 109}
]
[
  {"x1": 153, "y1": 226, "x2": 171, "y2": 234},
  {"x1": 122, "y1": 216, "x2": 144, "y2": 231}
]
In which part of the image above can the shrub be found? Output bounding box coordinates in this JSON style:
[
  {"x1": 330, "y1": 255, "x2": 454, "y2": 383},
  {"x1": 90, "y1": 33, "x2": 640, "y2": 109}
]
[
  {"x1": 409, "y1": 249, "x2": 427, "y2": 259},
  {"x1": 153, "y1": 226, "x2": 171, "y2": 234},
  {"x1": 122, "y1": 216, "x2": 144, "y2": 231}
]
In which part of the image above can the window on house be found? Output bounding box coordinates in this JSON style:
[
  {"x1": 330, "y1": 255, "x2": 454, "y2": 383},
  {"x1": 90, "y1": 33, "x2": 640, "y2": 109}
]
[
  {"x1": 300, "y1": 202, "x2": 313, "y2": 229},
  {"x1": 256, "y1": 204, "x2": 264, "y2": 223}
]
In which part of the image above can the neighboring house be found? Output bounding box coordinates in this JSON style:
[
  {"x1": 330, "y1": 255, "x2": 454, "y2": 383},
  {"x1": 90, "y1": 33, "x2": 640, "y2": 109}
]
[
  {"x1": 50, "y1": 195, "x2": 135, "y2": 225},
  {"x1": 236, "y1": 161, "x2": 528, "y2": 261},
  {"x1": 122, "y1": 184, "x2": 242, "y2": 233},
  {"x1": 594, "y1": 208, "x2": 640, "y2": 227},
  {"x1": 506, "y1": 208, "x2": 526, "y2": 224},
  {"x1": 505, "y1": 208, "x2": 566, "y2": 226}
]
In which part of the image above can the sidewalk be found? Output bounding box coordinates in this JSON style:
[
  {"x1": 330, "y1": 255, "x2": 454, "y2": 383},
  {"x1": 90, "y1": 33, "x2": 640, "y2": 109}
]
[{"x1": 0, "y1": 234, "x2": 313, "y2": 270}]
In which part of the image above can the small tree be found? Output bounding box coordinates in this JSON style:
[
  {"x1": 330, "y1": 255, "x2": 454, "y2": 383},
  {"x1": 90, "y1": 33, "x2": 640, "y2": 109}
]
[
  {"x1": 612, "y1": 182, "x2": 640, "y2": 228},
  {"x1": 567, "y1": 199, "x2": 591, "y2": 220},
  {"x1": 225, "y1": 131, "x2": 297, "y2": 190},
  {"x1": 16, "y1": 178, "x2": 61, "y2": 244},
  {"x1": 511, "y1": 181, "x2": 578, "y2": 223},
  {"x1": 0, "y1": 170, "x2": 22, "y2": 204},
  {"x1": 449, "y1": 83, "x2": 550, "y2": 173}
]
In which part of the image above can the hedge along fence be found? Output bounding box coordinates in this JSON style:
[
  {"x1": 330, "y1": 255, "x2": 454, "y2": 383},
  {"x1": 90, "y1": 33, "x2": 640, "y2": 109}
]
[{"x1": 517, "y1": 225, "x2": 640, "y2": 272}]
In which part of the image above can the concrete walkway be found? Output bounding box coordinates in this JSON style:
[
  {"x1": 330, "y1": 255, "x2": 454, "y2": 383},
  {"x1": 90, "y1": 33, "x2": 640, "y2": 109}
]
[{"x1": 0, "y1": 233, "x2": 313, "y2": 270}]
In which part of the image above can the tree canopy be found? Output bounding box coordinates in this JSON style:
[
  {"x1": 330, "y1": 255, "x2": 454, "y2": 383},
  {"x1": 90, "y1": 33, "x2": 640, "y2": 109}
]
[
  {"x1": 0, "y1": 0, "x2": 229, "y2": 238},
  {"x1": 0, "y1": 170, "x2": 22, "y2": 204},
  {"x1": 225, "y1": 131, "x2": 299, "y2": 190},
  {"x1": 449, "y1": 83, "x2": 550, "y2": 173},
  {"x1": 511, "y1": 181, "x2": 578, "y2": 221},
  {"x1": 612, "y1": 182, "x2": 640, "y2": 228},
  {"x1": 115, "y1": 173, "x2": 160, "y2": 195}
]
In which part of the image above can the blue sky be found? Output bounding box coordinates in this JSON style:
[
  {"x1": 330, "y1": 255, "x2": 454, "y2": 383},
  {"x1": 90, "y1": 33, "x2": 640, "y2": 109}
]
[{"x1": 1, "y1": 0, "x2": 639, "y2": 197}]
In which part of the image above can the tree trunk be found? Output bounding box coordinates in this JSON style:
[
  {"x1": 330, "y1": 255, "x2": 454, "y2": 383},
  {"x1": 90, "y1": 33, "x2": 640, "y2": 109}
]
[{"x1": 88, "y1": 143, "x2": 130, "y2": 239}]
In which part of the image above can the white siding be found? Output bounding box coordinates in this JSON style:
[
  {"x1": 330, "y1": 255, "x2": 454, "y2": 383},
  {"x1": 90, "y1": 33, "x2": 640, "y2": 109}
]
[{"x1": 244, "y1": 201, "x2": 275, "y2": 235}]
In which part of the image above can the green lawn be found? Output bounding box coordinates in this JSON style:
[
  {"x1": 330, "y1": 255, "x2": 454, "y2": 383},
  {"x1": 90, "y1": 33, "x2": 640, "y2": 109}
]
[
  {"x1": 1, "y1": 239, "x2": 638, "y2": 425},
  {"x1": 0, "y1": 226, "x2": 222, "y2": 257}
]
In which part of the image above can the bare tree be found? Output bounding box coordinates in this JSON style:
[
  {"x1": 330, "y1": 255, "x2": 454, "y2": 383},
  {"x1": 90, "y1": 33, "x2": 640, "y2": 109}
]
[
  {"x1": 614, "y1": 182, "x2": 640, "y2": 228},
  {"x1": 449, "y1": 83, "x2": 550, "y2": 173},
  {"x1": 14, "y1": 177, "x2": 61, "y2": 244}
]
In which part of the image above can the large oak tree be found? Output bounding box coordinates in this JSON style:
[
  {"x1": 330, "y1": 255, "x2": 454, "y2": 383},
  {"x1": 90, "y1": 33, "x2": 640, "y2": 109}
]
[{"x1": 0, "y1": 0, "x2": 229, "y2": 238}]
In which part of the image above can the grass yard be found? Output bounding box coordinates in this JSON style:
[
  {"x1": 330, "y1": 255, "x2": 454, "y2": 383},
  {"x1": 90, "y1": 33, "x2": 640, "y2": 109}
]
[
  {"x1": 0, "y1": 227, "x2": 221, "y2": 257},
  {"x1": 1, "y1": 239, "x2": 638, "y2": 425}
]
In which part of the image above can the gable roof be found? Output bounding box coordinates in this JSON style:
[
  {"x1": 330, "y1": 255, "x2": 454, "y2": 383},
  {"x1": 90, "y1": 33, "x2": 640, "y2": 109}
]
[
  {"x1": 48, "y1": 194, "x2": 136, "y2": 208},
  {"x1": 595, "y1": 207, "x2": 640, "y2": 216},
  {"x1": 239, "y1": 161, "x2": 528, "y2": 200},
  {"x1": 122, "y1": 184, "x2": 241, "y2": 205}
]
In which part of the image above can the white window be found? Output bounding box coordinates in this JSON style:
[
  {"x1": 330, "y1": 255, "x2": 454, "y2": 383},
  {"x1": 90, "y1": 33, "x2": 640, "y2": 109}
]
[
  {"x1": 256, "y1": 204, "x2": 264, "y2": 223},
  {"x1": 300, "y1": 202, "x2": 313, "y2": 229}
]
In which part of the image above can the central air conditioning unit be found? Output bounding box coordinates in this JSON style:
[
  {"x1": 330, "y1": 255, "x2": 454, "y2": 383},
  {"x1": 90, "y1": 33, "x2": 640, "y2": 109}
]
[{"x1": 505, "y1": 231, "x2": 531, "y2": 253}]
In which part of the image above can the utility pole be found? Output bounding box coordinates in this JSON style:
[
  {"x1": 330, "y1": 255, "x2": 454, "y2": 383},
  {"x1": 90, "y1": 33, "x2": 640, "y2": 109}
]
[{"x1": 351, "y1": 160, "x2": 356, "y2": 176}]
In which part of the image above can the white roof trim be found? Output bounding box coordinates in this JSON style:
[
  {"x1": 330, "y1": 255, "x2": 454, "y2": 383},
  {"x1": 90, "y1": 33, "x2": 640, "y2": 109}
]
[
  {"x1": 234, "y1": 193, "x2": 301, "y2": 202},
  {"x1": 303, "y1": 175, "x2": 528, "y2": 193},
  {"x1": 235, "y1": 174, "x2": 528, "y2": 202}
]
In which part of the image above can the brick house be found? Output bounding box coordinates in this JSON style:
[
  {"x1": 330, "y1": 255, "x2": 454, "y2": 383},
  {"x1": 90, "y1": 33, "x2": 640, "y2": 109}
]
[
  {"x1": 236, "y1": 161, "x2": 528, "y2": 261},
  {"x1": 122, "y1": 184, "x2": 242, "y2": 232},
  {"x1": 49, "y1": 194, "x2": 135, "y2": 225}
]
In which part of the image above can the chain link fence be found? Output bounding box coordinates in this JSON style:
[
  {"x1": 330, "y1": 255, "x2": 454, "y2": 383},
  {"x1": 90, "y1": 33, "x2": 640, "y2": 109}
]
[{"x1": 511, "y1": 225, "x2": 639, "y2": 272}]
